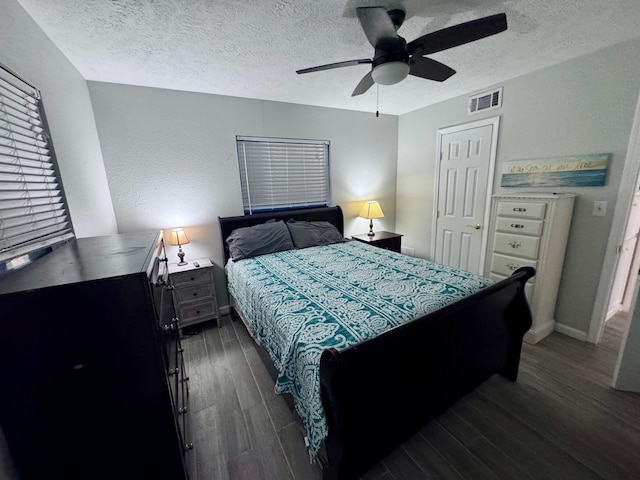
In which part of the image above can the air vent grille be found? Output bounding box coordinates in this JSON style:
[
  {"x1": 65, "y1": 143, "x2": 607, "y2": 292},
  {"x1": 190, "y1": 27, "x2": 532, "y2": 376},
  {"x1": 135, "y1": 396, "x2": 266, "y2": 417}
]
[{"x1": 469, "y1": 87, "x2": 503, "y2": 115}]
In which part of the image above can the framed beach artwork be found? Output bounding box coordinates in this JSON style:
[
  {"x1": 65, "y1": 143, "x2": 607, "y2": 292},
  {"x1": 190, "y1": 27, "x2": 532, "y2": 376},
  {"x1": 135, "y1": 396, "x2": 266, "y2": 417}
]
[{"x1": 501, "y1": 154, "x2": 610, "y2": 188}]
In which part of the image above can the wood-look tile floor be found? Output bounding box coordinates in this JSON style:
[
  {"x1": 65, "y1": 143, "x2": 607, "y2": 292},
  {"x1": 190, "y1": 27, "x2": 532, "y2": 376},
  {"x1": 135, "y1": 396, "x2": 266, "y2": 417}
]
[
  {"x1": 182, "y1": 313, "x2": 640, "y2": 480},
  {"x1": 0, "y1": 314, "x2": 638, "y2": 479}
]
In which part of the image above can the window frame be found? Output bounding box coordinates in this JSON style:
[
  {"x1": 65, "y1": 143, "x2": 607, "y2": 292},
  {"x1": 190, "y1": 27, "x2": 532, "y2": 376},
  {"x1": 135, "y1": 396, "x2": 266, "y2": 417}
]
[{"x1": 235, "y1": 135, "x2": 331, "y2": 214}]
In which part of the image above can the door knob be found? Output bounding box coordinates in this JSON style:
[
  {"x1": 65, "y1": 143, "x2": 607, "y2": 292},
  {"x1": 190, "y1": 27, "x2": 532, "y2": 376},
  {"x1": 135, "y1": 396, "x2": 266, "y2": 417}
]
[{"x1": 466, "y1": 224, "x2": 481, "y2": 230}]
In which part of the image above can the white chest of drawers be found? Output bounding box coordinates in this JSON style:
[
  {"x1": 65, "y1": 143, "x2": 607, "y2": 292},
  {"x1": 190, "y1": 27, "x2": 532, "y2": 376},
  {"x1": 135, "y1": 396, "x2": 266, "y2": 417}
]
[{"x1": 484, "y1": 193, "x2": 576, "y2": 344}]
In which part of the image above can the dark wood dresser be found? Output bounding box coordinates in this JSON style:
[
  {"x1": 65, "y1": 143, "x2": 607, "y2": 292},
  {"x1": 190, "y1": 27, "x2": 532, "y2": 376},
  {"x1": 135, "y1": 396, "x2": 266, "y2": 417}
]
[{"x1": 0, "y1": 231, "x2": 192, "y2": 480}]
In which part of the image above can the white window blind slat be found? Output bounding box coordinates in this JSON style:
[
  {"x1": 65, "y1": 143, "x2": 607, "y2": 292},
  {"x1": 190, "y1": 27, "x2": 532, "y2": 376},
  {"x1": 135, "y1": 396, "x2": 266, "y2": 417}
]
[
  {"x1": 0, "y1": 65, "x2": 73, "y2": 264},
  {"x1": 236, "y1": 136, "x2": 330, "y2": 214}
]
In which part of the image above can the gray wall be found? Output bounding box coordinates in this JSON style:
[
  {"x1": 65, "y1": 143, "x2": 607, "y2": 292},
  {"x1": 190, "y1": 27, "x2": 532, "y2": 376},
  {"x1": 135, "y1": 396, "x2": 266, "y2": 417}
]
[
  {"x1": 1, "y1": 0, "x2": 117, "y2": 237},
  {"x1": 87, "y1": 82, "x2": 399, "y2": 307},
  {"x1": 396, "y1": 37, "x2": 640, "y2": 336}
]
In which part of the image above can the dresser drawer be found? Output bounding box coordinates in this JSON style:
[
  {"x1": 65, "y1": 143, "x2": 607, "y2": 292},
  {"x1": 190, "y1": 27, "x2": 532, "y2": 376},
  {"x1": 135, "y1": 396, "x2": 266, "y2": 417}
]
[
  {"x1": 493, "y1": 233, "x2": 540, "y2": 260},
  {"x1": 497, "y1": 201, "x2": 546, "y2": 219},
  {"x1": 175, "y1": 283, "x2": 215, "y2": 304},
  {"x1": 490, "y1": 273, "x2": 534, "y2": 301},
  {"x1": 490, "y1": 253, "x2": 537, "y2": 277},
  {"x1": 170, "y1": 268, "x2": 210, "y2": 288},
  {"x1": 495, "y1": 217, "x2": 544, "y2": 236}
]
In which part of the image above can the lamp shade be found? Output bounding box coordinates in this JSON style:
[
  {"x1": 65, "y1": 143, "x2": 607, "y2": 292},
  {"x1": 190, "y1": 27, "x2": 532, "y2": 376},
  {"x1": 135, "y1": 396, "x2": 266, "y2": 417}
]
[
  {"x1": 359, "y1": 201, "x2": 384, "y2": 219},
  {"x1": 169, "y1": 228, "x2": 190, "y2": 246}
]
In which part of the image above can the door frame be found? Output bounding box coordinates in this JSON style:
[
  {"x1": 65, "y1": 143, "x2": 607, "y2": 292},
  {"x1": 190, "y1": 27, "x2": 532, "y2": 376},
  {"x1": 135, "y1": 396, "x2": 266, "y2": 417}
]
[
  {"x1": 432, "y1": 116, "x2": 500, "y2": 273},
  {"x1": 589, "y1": 92, "x2": 640, "y2": 344}
]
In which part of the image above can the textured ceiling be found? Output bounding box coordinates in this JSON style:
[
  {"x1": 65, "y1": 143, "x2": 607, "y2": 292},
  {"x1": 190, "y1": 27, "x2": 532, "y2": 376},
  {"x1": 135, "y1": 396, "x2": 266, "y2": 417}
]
[{"x1": 15, "y1": 0, "x2": 640, "y2": 115}]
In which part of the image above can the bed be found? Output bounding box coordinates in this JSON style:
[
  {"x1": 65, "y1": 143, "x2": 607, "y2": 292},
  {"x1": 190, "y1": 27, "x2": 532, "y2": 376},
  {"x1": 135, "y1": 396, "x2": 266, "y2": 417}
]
[{"x1": 219, "y1": 206, "x2": 534, "y2": 480}]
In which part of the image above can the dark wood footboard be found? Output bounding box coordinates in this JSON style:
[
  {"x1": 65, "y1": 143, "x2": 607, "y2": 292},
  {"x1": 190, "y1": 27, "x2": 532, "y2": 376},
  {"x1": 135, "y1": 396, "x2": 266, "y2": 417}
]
[{"x1": 318, "y1": 266, "x2": 535, "y2": 480}]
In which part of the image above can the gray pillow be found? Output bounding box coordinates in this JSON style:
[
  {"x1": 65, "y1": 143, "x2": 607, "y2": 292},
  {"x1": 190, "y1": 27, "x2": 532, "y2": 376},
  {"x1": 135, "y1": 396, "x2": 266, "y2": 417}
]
[
  {"x1": 286, "y1": 220, "x2": 345, "y2": 248},
  {"x1": 227, "y1": 220, "x2": 294, "y2": 260}
]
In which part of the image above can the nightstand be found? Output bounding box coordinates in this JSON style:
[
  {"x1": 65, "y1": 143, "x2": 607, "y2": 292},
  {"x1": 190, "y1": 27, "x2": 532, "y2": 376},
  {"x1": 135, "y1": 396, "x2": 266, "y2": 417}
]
[
  {"x1": 351, "y1": 231, "x2": 403, "y2": 253},
  {"x1": 168, "y1": 258, "x2": 220, "y2": 329}
]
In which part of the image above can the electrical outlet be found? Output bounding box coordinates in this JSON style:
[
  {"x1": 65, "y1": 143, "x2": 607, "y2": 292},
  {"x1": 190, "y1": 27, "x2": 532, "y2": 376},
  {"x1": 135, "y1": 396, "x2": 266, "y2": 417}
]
[{"x1": 593, "y1": 200, "x2": 607, "y2": 217}]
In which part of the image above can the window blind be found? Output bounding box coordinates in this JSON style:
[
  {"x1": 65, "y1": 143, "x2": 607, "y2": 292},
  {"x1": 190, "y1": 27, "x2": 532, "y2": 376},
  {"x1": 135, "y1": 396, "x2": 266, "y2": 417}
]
[
  {"x1": 0, "y1": 65, "x2": 73, "y2": 264},
  {"x1": 236, "y1": 136, "x2": 331, "y2": 214}
]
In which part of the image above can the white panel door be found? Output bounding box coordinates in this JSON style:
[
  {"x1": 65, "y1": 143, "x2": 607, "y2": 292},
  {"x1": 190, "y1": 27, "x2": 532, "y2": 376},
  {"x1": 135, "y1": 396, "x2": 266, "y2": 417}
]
[
  {"x1": 435, "y1": 123, "x2": 493, "y2": 273},
  {"x1": 609, "y1": 189, "x2": 640, "y2": 315}
]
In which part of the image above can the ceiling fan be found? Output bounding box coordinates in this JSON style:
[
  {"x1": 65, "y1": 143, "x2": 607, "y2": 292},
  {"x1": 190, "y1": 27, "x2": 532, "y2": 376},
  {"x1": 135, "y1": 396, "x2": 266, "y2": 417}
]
[{"x1": 296, "y1": 7, "x2": 507, "y2": 97}]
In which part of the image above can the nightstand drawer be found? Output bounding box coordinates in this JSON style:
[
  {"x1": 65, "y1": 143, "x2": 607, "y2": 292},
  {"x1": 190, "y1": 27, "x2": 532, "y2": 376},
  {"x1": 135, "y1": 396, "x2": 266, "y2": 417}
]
[
  {"x1": 170, "y1": 268, "x2": 210, "y2": 288},
  {"x1": 179, "y1": 301, "x2": 217, "y2": 324},
  {"x1": 175, "y1": 283, "x2": 215, "y2": 304}
]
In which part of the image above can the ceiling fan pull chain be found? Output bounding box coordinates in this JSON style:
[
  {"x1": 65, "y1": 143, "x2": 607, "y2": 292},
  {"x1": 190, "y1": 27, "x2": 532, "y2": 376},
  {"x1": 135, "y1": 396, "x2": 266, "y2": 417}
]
[{"x1": 376, "y1": 84, "x2": 379, "y2": 117}]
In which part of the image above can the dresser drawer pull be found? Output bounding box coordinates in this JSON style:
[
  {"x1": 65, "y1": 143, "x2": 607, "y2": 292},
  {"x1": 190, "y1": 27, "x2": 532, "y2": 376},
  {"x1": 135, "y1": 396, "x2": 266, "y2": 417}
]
[
  {"x1": 181, "y1": 376, "x2": 190, "y2": 383},
  {"x1": 178, "y1": 406, "x2": 188, "y2": 414},
  {"x1": 163, "y1": 323, "x2": 175, "y2": 332},
  {"x1": 185, "y1": 442, "x2": 194, "y2": 451},
  {"x1": 510, "y1": 224, "x2": 525, "y2": 229},
  {"x1": 168, "y1": 367, "x2": 180, "y2": 376},
  {"x1": 506, "y1": 263, "x2": 520, "y2": 271},
  {"x1": 508, "y1": 241, "x2": 522, "y2": 248},
  {"x1": 192, "y1": 292, "x2": 198, "y2": 296},
  {"x1": 513, "y1": 207, "x2": 527, "y2": 212}
]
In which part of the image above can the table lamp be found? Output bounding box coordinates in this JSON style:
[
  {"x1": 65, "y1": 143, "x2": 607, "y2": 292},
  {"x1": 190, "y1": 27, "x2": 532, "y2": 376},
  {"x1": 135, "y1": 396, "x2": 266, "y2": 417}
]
[
  {"x1": 359, "y1": 200, "x2": 384, "y2": 237},
  {"x1": 170, "y1": 228, "x2": 190, "y2": 265}
]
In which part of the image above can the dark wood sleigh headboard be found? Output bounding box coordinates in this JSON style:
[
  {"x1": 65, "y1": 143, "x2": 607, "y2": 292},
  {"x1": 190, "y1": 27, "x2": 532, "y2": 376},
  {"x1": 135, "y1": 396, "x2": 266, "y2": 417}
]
[{"x1": 218, "y1": 206, "x2": 344, "y2": 263}]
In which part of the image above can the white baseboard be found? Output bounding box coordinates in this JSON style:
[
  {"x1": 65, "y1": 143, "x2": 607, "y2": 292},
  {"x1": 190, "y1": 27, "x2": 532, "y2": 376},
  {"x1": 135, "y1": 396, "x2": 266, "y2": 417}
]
[
  {"x1": 219, "y1": 304, "x2": 231, "y2": 316},
  {"x1": 524, "y1": 322, "x2": 555, "y2": 344},
  {"x1": 554, "y1": 322, "x2": 588, "y2": 342}
]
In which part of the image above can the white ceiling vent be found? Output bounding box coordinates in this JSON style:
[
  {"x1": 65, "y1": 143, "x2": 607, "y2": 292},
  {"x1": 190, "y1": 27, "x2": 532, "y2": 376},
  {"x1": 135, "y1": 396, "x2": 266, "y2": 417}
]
[{"x1": 469, "y1": 87, "x2": 503, "y2": 115}]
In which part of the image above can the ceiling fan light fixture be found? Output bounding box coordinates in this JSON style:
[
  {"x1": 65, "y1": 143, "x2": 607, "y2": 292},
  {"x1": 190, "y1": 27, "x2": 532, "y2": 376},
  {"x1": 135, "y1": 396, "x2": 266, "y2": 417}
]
[{"x1": 371, "y1": 61, "x2": 410, "y2": 85}]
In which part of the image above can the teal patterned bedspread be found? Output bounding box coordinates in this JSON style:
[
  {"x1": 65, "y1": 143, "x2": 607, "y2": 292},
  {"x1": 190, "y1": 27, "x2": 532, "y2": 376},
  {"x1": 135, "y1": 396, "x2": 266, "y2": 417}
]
[{"x1": 226, "y1": 241, "x2": 492, "y2": 459}]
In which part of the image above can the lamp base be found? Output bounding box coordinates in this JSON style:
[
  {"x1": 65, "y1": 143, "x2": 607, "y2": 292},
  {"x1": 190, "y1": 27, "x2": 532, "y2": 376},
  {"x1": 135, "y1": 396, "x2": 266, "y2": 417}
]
[
  {"x1": 368, "y1": 219, "x2": 375, "y2": 236},
  {"x1": 177, "y1": 247, "x2": 187, "y2": 266}
]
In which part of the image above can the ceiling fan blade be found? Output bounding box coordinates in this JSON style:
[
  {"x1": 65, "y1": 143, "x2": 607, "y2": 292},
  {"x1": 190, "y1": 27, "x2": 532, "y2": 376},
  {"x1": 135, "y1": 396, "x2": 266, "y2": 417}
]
[
  {"x1": 352, "y1": 71, "x2": 374, "y2": 97},
  {"x1": 409, "y1": 57, "x2": 456, "y2": 82},
  {"x1": 356, "y1": 6, "x2": 398, "y2": 48},
  {"x1": 296, "y1": 58, "x2": 372, "y2": 74},
  {"x1": 407, "y1": 13, "x2": 507, "y2": 56}
]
